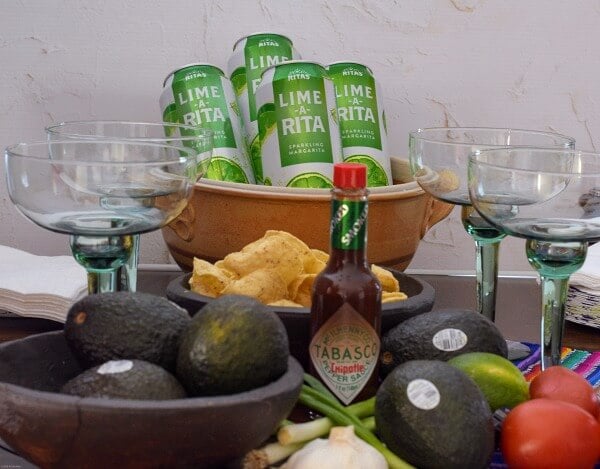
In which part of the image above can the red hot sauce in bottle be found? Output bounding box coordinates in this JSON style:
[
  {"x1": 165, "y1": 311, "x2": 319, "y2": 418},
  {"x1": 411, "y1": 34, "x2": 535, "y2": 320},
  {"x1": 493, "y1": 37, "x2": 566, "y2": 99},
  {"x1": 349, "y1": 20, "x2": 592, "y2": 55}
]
[{"x1": 309, "y1": 162, "x2": 382, "y2": 405}]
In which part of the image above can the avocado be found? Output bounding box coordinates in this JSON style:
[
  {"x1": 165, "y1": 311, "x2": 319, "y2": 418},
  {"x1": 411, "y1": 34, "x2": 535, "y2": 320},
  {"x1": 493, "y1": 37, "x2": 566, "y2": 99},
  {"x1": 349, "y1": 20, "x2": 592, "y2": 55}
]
[
  {"x1": 61, "y1": 359, "x2": 187, "y2": 400},
  {"x1": 380, "y1": 308, "x2": 507, "y2": 376},
  {"x1": 64, "y1": 292, "x2": 190, "y2": 372},
  {"x1": 375, "y1": 360, "x2": 494, "y2": 469},
  {"x1": 176, "y1": 294, "x2": 289, "y2": 396}
]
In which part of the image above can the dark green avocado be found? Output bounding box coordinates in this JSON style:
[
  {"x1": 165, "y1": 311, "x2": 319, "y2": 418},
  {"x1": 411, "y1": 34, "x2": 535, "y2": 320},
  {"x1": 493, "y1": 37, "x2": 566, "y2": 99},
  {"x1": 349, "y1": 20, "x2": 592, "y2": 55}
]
[
  {"x1": 375, "y1": 359, "x2": 494, "y2": 469},
  {"x1": 176, "y1": 294, "x2": 289, "y2": 396},
  {"x1": 64, "y1": 292, "x2": 191, "y2": 372},
  {"x1": 61, "y1": 359, "x2": 186, "y2": 400},
  {"x1": 380, "y1": 308, "x2": 507, "y2": 376}
]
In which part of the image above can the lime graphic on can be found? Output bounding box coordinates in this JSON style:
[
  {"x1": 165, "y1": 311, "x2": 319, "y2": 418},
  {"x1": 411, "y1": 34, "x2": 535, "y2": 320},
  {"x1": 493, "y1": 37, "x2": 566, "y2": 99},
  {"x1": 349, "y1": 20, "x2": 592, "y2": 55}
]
[
  {"x1": 160, "y1": 63, "x2": 254, "y2": 184},
  {"x1": 287, "y1": 172, "x2": 333, "y2": 188},
  {"x1": 205, "y1": 156, "x2": 249, "y2": 184},
  {"x1": 327, "y1": 61, "x2": 392, "y2": 187},
  {"x1": 344, "y1": 155, "x2": 388, "y2": 188},
  {"x1": 252, "y1": 102, "x2": 278, "y2": 183},
  {"x1": 255, "y1": 60, "x2": 342, "y2": 187}
]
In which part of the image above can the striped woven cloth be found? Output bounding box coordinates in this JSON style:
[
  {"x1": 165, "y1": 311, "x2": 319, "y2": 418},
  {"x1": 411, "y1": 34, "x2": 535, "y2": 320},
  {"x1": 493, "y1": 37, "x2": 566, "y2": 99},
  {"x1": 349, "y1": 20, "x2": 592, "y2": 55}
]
[
  {"x1": 490, "y1": 343, "x2": 600, "y2": 468},
  {"x1": 514, "y1": 342, "x2": 600, "y2": 387}
]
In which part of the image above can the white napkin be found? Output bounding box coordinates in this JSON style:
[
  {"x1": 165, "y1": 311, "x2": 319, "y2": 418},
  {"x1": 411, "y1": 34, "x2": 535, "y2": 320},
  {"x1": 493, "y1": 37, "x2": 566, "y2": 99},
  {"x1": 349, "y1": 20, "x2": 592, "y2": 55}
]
[
  {"x1": 0, "y1": 245, "x2": 87, "y2": 322},
  {"x1": 569, "y1": 242, "x2": 600, "y2": 292}
]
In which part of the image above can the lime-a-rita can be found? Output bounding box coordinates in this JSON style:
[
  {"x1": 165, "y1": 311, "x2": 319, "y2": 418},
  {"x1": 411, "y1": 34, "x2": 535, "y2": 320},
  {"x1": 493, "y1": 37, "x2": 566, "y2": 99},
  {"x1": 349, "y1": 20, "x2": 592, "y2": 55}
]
[
  {"x1": 160, "y1": 63, "x2": 254, "y2": 184},
  {"x1": 327, "y1": 61, "x2": 392, "y2": 187},
  {"x1": 255, "y1": 60, "x2": 342, "y2": 187},
  {"x1": 227, "y1": 32, "x2": 300, "y2": 182}
]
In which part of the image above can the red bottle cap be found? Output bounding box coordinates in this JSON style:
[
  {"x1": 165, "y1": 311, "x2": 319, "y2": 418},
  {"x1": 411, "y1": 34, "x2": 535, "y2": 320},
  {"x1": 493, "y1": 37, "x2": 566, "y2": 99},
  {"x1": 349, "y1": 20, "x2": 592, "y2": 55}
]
[{"x1": 333, "y1": 163, "x2": 367, "y2": 189}]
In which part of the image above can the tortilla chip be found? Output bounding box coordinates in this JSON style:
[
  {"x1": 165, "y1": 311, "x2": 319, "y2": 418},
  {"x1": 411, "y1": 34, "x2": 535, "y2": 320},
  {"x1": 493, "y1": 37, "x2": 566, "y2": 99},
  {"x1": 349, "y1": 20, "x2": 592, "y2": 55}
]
[
  {"x1": 221, "y1": 268, "x2": 288, "y2": 305},
  {"x1": 371, "y1": 264, "x2": 400, "y2": 292},
  {"x1": 214, "y1": 260, "x2": 238, "y2": 279},
  {"x1": 382, "y1": 291, "x2": 408, "y2": 303},
  {"x1": 311, "y1": 249, "x2": 329, "y2": 262},
  {"x1": 222, "y1": 233, "x2": 303, "y2": 285},
  {"x1": 264, "y1": 230, "x2": 324, "y2": 274},
  {"x1": 289, "y1": 273, "x2": 316, "y2": 308},
  {"x1": 268, "y1": 299, "x2": 304, "y2": 308},
  {"x1": 189, "y1": 258, "x2": 232, "y2": 297}
]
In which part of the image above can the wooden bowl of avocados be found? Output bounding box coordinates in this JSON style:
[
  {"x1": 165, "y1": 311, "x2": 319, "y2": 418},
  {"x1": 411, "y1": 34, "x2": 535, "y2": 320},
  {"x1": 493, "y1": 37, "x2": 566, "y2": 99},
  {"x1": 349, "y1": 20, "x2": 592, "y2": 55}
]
[
  {"x1": 166, "y1": 269, "x2": 435, "y2": 369},
  {"x1": 0, "y1": 331, "x2": 303, "y2": 469}
]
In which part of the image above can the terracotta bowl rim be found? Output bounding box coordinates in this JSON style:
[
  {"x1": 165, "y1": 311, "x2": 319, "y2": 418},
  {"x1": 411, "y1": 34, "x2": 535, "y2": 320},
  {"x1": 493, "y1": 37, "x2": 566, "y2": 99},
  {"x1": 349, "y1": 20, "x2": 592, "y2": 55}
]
[
  {"x1": 0, "y1": 331, "x2": 304, "y2": 411},
  {"x1": 194, "y1": 157, "x2": 425, "y2": 202}
]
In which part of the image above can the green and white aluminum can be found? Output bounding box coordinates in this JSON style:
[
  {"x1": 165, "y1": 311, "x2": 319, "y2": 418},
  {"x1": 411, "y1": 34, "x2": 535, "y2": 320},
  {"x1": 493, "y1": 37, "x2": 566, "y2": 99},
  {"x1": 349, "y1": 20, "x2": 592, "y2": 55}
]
[
  {"x1": 255, "y1": 60, "x2": 342, "y2": 188},
  {"x1": 227, "y1": 32, "x2": 300, "y2": 182},
  {"x1": 160, "y1": 63, "x2": 254, "y2": 184},
  {"x1": 327, "y1": 61, "x2": 392, "y2": 187}
]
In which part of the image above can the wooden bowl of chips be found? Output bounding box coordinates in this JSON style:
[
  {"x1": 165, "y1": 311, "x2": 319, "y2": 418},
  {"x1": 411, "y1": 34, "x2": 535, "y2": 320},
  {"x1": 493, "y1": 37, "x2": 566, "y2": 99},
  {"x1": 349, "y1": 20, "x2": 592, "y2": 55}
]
[
  {"x1": 166, "y1": 269, "x2": 435, "y2": 370},
  {"x1": 162, "y1": 157, "x2": 452, "y2": 272}
]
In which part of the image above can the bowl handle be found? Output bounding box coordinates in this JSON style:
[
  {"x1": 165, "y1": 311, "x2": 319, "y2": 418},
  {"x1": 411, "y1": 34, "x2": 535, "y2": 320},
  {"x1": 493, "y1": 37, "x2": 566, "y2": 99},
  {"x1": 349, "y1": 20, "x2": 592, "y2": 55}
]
[
  {"x1": 420, "y1": 196, "x2": 453, "y2": 238},
  {"x1": 166, "y1": 204, "x2": 196, "y2": 242}
]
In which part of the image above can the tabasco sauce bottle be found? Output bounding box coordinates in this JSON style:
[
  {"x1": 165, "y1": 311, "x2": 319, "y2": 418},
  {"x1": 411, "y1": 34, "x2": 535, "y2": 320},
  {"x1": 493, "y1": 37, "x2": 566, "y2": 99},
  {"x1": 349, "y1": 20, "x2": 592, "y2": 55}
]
[{"x1": 309, "y1": 162, "x2": 382, "y2": 405}]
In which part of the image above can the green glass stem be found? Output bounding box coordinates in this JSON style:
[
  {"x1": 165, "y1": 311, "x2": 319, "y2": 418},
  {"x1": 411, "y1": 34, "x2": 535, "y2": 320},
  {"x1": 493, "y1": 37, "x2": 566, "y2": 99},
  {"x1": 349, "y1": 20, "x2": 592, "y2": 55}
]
[
  {"x1": 87, "y1": 271, "x2": 117, "y2": 294},
  {"x1": 474, "y1": 240, "x2": 500, "y2": 322},
  {"x1": 461, "y1": 206, "x2": 505, "y2": 322},
  {"x1": 117, "y1": 234, "x2": 140, "y2": 292},
  {"x1": 70, "y1": 234, "x2": 134, "y2": 295},
  {"x1": 526, "y1": 239, "x2": 587, "y2": 370},
  {"x1": 538, "y1": 275, "x2": 569, "y2": 369}
]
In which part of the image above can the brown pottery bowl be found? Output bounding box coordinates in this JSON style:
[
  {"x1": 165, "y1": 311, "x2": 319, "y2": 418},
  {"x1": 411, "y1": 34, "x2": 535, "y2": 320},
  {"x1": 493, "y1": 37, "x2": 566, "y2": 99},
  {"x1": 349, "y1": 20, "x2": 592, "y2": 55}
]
[
  {"x1": 166, "y1": 269, "x2": 435, "y2": 369},
  {"x1": 162, "y1": 157, "x2": 452, "y2": 272},
  {"x1": 0, "y1": 331, "x2": 303, "y2": 469}
]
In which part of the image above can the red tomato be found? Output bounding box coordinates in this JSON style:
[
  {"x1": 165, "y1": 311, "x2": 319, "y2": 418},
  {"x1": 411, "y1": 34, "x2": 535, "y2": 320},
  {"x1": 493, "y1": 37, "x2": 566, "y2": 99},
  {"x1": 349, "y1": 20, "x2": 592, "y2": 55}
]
[
  {"x1": 502, "y1": 398, "x2": 600, "y2": 469},
  {"x1": 529, "y1": 365, "x2": 599, "y2": 417}
]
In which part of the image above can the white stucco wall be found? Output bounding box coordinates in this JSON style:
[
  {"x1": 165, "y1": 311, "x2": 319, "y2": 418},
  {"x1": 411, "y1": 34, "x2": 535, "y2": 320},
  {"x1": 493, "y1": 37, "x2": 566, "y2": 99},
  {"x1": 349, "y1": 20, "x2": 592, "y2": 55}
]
[{"x1": 1, "y1": 0, "x2": 599, "y2": 273}]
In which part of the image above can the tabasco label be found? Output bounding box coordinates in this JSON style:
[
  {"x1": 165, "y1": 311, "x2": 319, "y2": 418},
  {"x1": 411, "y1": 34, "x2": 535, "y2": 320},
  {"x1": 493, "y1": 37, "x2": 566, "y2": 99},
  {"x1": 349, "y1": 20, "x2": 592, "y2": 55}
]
[{"x1": 309, "y1": 302, "x2": 380, "y2": 404}]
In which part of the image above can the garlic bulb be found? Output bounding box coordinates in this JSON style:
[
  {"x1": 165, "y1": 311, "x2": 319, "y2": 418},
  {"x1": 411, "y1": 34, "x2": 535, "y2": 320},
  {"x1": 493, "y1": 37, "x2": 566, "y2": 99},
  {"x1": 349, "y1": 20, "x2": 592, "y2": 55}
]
[{"x1": 281, "y1": 425, "x2": 387, "y2": 469}]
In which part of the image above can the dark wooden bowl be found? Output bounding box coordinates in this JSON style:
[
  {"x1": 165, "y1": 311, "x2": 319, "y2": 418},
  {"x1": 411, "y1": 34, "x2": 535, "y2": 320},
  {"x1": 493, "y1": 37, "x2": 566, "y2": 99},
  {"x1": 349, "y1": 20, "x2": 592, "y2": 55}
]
[
  {"x1": 166, "y1": 270, "x2": 435, "y2": 369},
  {"x1": 0, "y1": 331, "x2": 303, "y2": 469}
]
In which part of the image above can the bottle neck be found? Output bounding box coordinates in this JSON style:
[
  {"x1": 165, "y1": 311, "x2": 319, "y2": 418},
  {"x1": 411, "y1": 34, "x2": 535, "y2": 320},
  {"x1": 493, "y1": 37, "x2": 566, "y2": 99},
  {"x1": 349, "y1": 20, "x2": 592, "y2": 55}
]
[{"x1": 328, "y1": 187, "x2": 369, "y2": 267}]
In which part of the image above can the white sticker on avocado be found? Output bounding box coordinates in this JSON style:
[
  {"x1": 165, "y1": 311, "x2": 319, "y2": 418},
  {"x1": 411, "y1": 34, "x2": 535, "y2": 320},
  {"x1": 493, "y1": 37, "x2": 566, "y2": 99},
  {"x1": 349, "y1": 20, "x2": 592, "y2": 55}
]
[
  {"x1": 432, "y1": 328, "x2": 468, "y2": 352},
  {"x1": 97, "y1": 360, "x2": 133, "y2": 375},
  {"x1": 406, "y1": 379, "x2": 440, "y2": 410}
]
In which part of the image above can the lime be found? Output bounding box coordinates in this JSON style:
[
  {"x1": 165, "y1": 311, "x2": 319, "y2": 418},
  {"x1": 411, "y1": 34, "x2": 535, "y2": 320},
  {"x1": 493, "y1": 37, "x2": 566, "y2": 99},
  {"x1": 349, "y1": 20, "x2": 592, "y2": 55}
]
[
  {"x1": 448, "y1": 352, "x2": 529, "y2": 411},
  {"x1": 252, "y1": 104, "x2": 278, "y2": 185},
  {"x1": 330, "y1": 107, "x2": 338, "y2": 125},
  {"x1": 287, "y1": 172, "x2": 333, "y2": 189},
  {"x1": 258, "y1": 105, "x2": 277, "y2": 134},
  {"x1": 345, "y1": 155, "x2": 389, "y2": 187},
  {"x1": 229, "y1": 67, "x2": 247, "y2": 97},
  {"x1": 229, "y1": 100, "x2": 240, "y2": 117},
  {"x1": 195, "y1": 156, "x2": 212, "y2": 179},
  {"x1": 204, "y1": 156, "x2": 248, "y2": 183},
  {"x1": 249, "y1": 136, "x2": 263, "y2": 183}
]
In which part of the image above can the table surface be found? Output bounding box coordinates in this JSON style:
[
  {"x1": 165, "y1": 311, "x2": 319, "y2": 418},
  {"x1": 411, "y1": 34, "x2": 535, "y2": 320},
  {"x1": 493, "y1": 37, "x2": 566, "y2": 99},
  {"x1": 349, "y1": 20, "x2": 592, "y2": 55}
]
[
  {"x1": 1, "y1": 269, "x2": 597, "y2": 349},
  {"x1": 0, "y1": 268, "x2": 598, "y2": 467}
]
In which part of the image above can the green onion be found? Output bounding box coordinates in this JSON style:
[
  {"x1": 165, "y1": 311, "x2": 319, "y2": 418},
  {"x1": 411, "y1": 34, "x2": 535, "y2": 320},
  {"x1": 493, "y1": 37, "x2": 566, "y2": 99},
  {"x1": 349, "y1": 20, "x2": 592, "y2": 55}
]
[
  {"x1": 278, "y1": 400, "x2": 375, "y2": 445},
  {"x1": 242, "y1": 441, "x2": 305, "y2": 469},
  {"x1": 298, "y1": 382, "x2": 414, "y2": 469}
]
